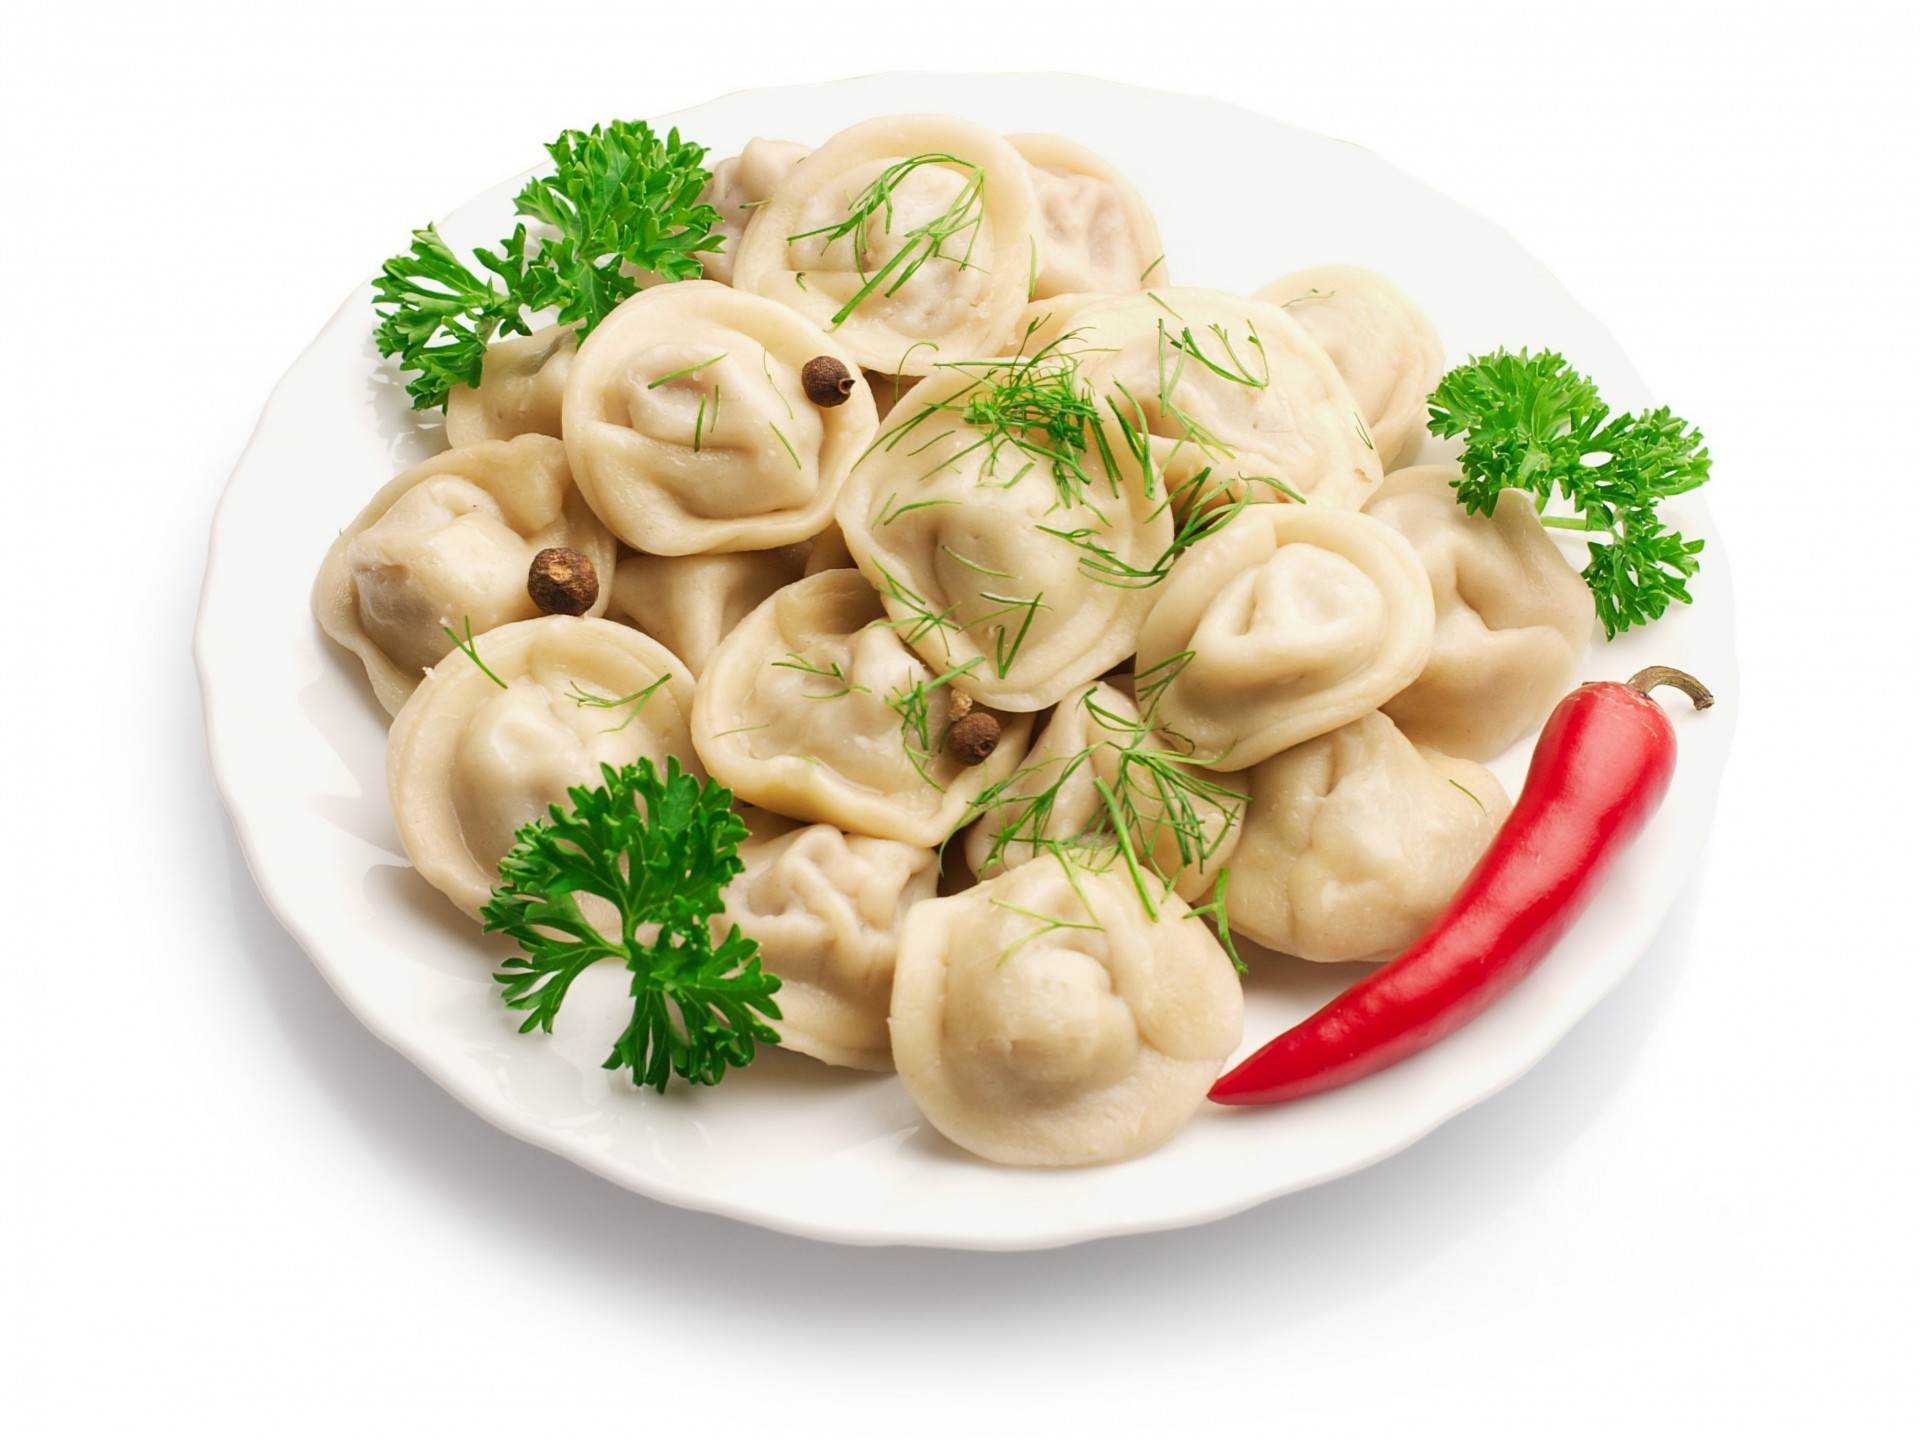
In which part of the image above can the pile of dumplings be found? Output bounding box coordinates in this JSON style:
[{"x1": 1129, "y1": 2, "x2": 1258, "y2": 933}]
[{"x1": 314, "y1": 114, "x2": 1596, "y2": 1169}]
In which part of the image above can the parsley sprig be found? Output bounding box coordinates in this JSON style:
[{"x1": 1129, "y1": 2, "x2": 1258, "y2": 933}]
[
  {"x1": 374, "y1": 120, "x2": 722, "y2": 410},
  {"x1": 1427, "y1": 349, "x2": 1712, "y2": 638},
  {"x1": 481, "y1": 758, "x2": 780, "y2": 1093}
]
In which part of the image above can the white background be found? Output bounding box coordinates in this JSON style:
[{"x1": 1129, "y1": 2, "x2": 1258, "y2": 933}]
[{"x1": 6, "y1": 1, "x2": 1916, "y2": 1434}]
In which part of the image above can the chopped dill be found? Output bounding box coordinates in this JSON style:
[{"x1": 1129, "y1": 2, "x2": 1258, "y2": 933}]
[
  {"x1": 566, "y1": 673, "x2": 671, "y2": 732},
  {"x1": 441, "y1": 617, "x2": 507, "y2": 688},
  {"x1": 787, "y1": 152, "x2": 987, "y2": 328},
  {"x1": 646, "y1": 353, "x2": 727, "y2": 388},
  {"x1": 886, "y1": 658, "x2": 981, "y2": 789},
  {"x1": 967, "y1": 681, "x2": 1244, "y2": 956},
  {"x1": 771, "y1": 653, "x2": 870, "y2": 700},
  {"x1": 769, "y1": 421, "x2": 803, "y2": 469},
  {"x1": 1449, "y1": 778, "x2": 1487, "y2": 812}
]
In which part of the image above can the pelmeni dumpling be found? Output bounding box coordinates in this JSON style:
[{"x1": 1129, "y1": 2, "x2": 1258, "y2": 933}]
[
  {"x1": 1007, "y1": 132, "x2": 1165, "y2": 299},
  {"x1": 1062, "y1": 289, "x2": 1385, "y2": 511},
  {"x1": 732, "y1": 116, "x2": 1039, "y2": 376},
  {"x1": 692, "y1": 570, "x2": 1034, "y2": 845},
  {"x1": 1135, "y1": 505, "x2": 1434, "y2": 768},
  {"x1": 387, "y1": 616, "x2": 699, "y2": 919},
  {"x1": 562, "y1": 281, "x2": 877, "y2": 555},
  {"x1": 698, "y1": 138, "x2": 811, "y2": 286},
  {"x1": 1226, "y1": 712, "x2": 1509, "y2": 963},
  {"x1": 718, "y1": 813, "x2": 938, "y2": 1070},
  {"x1": 1365, "y1": 465, "x2": 1596, "y2": 760},
  {"x1": 1253, "y1": 266, "x2": 1446, "y2": 472},
  {"x1": 963, "y1": 682, "x2": 1244, "y2": 901},
  {"x1": 890, "y1": 857, "x2": 1243, "y2": 1166},
  {"x1": 607, "y1": 544, "x2": 808, "y2": 678},
  {"x1": 444, "y1": 324, "x2": 578, "y2": 447},
  {"x1": 313, "y1": 435, "x2": 617, "y2": 716},
  {"x1": 836, "y1": 360, "x2": 1173, "y2": 711}
]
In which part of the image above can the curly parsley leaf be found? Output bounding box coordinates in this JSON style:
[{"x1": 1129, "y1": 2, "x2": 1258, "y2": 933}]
[
  {"x1": 1427, "y1": 349, "x2": 1711, "y2": 638},
  {"x1": 372, "y1": 120, "x2": 721, "y2": 410},
  {"x1": 481, "y1": 757, "x2": 780, "y2": 1093}
]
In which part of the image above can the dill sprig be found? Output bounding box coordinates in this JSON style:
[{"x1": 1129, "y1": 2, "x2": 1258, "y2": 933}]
[
  {"x1": 969, "y1": 682, "x2": 1243, "y2": 956},
  {"x1": 886, "y1": 658, "x2": 983, "y2": 789},
  {"x1": 566, "y1": 674, "x2": 670, "y2": 731},
  {"x1": 771, "y1": 653, "x2": 870, "y2": 700},
  {"x1": 787, "y1": 152, "x2": 987, "y2": 327},
  {"x1": 440, "y1": 617, "x2": 507, "y2": 688}
]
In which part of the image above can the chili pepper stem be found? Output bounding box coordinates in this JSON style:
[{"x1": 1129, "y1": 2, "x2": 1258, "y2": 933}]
[{"x1": 1626, "y1": 665, "x2": 1714, "y2": 710}]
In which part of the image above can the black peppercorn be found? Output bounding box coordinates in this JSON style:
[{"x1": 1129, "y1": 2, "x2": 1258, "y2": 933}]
[
  {"x1": 800, "y1": 355, "x2": 855, "y2": 408},
  {"x1": 527, "y1": 546, "x2": 599, "y2": 616}
]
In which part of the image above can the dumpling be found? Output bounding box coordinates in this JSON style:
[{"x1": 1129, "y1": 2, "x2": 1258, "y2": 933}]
[
  {"x1": 718, "y1": 812, "x2": 938, "y2": 1070},
  {"x1": 444, "y1": 324, "x2": 577, "y2": 447},
  {"x1": 1365, "y1": 465, "x2": 1596, "y2": 759},
  {"x1": 1006, "y1": 132, "x2": 1165, "y2": 299},
  {"x1": 692, "y1": 570, "x2": 1034, "y2": 845},
  {"x1": 313, "y1": 434, "x2": 617, "y2": 716},
  {"x1": 889, "y1": 857, "x2": 1244, "y2": 1166},
  {"x1": 835, "y1": 356, "x2": 1173, "y2": 711},
  {"x1": 1134, "y1": 505, "x2": 1434, "y2": 768},
  {"x1": 607, "y1": 544, "x2": 808, "y2": 677},
  {"x1": 698, "y1": 138, "x2": 811, "y2": 286},
  {"x1": 1062, "y1": 289, "x2": 1385, "y2": 511},
  {"x1": 561, "y1": 280, "x2": 878, "y2": 555},
  {"x1": 731, "y1": 115, "x2": 1039, "y2": 377},
  {"x1": 1253, "y1": 266, "x2": 1446, "y2": 472},
  {"x1": 387, "y1": 615, "x2": 699, "y2": 919},
  {"x1": 1226, "y1": 712, "x2": 1509, "y2": 963},
  {"x1": 963, "y1": 681, "x2": 1244, "y2": 901}
]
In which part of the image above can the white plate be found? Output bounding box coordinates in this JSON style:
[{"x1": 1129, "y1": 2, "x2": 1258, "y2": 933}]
[{"x1": 195, "y1": 72, "x2": 1737, "y2": 1250}]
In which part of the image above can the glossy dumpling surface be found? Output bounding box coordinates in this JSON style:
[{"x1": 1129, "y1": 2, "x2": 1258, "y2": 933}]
[
  {"x1": 836, "y1": 360, "x2": 1173, "y2": 711},
  {"x1": 963, "y1": 682, "x2": 1244, "y2": 900},
  {"x1": 699, "y1": 138, "x2": 811, "y2": 286},
  {"x1": 313, "y1": 435, "x2": 616, "y2": 715},
  {"x1": 719, "y1": 813, "x2": 938, "y2": 1070},
  {"x1": 1253, "y1": 267, "x2": 1445, "y2": 472},
  {"x1": 387, "y1": 616, "x2": 699, "y2": 919},
  {"x1": 732, "y1": 115, "x2": 1038, "y2": 376},
  {"x1": 562, "y1": 281, "x2": 877, "y2": 555},
  {"x1": 1226, "y1": 712, "x2": 1509, "y2": 962},
  {"x1": 1006, "y1": 132, "x2": 1165, "y2": 299},
  {"x1": 607, "y1": 544, "x2": 809, "y2": 678},
  {"x1": 890, "y1": 858, "x2": 1243, "y2": 1166},
  {"x1": 1365, "y1": 465, "x2": 1596, "y2": 759},
  {"x1": 1135, "y1": 504, "x2": 1434, "y2": 768},
  {"x1": 444, "y1": 324, "x2": 578, "y2": 447},
  {"x1": 1063, "y1": 289, "x2": 1386, "y2": 512},
  {"x1": 691, "y1": 570, "x2": 1033, "y2": 845}
]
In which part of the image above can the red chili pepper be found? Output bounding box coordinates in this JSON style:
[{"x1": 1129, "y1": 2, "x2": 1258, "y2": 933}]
[{"x1": 1209, "y1": 666, "x2": 1713, "y2": 1107}]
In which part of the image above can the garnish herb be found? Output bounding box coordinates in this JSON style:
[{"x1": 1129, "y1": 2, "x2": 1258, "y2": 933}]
[
  {"x1": 1427, "y1": 349, "x2": 1711, "y2": 638},
  {"x1": 373, "y1": 120, "x2": 721, "y2": 409},
  {"x1": 787, "y1": 152, "x2": 987, "y2": 327},
  {"x1": 769, "y1": 421, "x2": 804, "y2": 469},
  {"x1": 484, "y1": 758, "x2": 780, "y2": 1093},
  {"x1": 772, "y1": 653, "x2": 870, "y2": 700},
  {"x1": 887, "y1": 658, "x2": 983, "y2": 788},
  {"x1": 967, "y1": 681, "x2": 1245, "y2": 965},
  {"x1": 647, "y1": 354, "x2": 728, "y2": 388},
  {"x1": 566, "y1": 674, "x2": 671, "y2": 732},
  {"x1": 441, "y1": 617, "x2": 507, "y2": 688}
]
